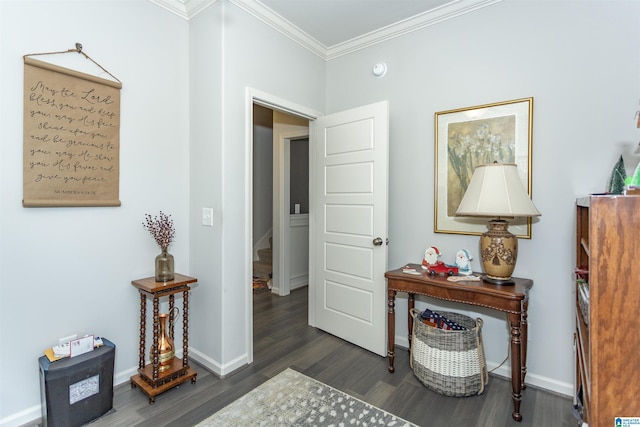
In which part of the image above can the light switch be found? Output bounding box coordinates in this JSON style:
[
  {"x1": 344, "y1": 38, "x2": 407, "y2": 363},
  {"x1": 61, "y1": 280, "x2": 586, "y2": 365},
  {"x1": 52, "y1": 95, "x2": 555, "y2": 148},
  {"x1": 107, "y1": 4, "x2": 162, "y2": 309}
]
[{"x1": 202, "y1": 208, "x2": 213, "y2": 227}]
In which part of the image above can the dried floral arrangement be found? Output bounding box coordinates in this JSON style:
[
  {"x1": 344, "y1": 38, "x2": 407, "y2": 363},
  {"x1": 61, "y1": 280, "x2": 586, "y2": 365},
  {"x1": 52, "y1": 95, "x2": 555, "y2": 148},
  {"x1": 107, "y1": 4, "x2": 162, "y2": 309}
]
[{"x1": 143, "y1": 211, "x2": 175, "y2": 251}]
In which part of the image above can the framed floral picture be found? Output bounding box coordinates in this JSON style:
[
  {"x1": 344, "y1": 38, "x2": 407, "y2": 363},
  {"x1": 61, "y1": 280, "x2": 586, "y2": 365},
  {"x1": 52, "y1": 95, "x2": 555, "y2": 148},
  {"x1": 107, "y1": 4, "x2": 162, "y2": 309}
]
[{"x1": 434, "y1": 97, "x2": 534, "y2": 238}]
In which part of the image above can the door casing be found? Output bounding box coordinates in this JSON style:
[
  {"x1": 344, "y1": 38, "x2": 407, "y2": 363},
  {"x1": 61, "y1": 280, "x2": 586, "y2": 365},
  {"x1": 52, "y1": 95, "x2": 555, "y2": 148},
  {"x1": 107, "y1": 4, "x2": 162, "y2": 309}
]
[{"x1": 273, "y1": 130, "x2": 309, "y2": 297}]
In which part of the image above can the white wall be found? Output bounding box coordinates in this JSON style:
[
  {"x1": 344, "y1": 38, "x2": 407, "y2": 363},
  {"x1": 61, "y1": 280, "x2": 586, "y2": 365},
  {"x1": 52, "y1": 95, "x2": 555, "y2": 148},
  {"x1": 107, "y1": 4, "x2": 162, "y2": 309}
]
[
  {"x1": 252, "y1": 104, "x2": 273, "y2": 248},
  {"x1": 187, "y1": 1, "x2": 325, "y2": 374},
  {"x1": 186, "y1": 1, "x2": 225, "y2": 373},
  {"x1": 0, "y1": 1, "x2": 190, "y2": 425},
  {"x1": 325, "y1": 0, "x2": 640, "y2": 394}
]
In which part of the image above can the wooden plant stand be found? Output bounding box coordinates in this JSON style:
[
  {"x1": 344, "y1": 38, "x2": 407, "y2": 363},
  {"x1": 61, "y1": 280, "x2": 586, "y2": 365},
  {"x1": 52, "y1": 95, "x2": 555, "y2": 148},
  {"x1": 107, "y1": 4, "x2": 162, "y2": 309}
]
[{"x1": 130, "y1": 274, "x2": 197, "y2": 404}]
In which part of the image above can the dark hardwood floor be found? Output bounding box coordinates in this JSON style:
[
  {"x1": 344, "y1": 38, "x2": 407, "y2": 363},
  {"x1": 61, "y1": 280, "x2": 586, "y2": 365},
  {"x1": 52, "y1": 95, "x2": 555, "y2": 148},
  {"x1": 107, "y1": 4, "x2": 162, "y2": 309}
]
[{"x1": 30, "y1": 287, "x2": 576, "y2": 426}]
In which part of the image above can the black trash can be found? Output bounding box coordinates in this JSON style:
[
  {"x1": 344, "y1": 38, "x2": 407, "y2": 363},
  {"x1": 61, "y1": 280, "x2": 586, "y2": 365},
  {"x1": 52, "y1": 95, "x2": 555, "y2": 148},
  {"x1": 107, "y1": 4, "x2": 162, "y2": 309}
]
[{"x1": 38, "y1": 338, "x2": 115, "y2": 427}]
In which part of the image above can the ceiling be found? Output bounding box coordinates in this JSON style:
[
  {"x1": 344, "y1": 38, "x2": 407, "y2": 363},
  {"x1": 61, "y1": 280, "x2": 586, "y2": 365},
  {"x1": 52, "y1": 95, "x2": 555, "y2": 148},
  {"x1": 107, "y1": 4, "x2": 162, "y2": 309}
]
[
  {"x1": 257, "y1": 0, "x2": 453, "y2": 47},
  {"x1": 148, "y1": 0, "x2": 501, "y2": 59}
]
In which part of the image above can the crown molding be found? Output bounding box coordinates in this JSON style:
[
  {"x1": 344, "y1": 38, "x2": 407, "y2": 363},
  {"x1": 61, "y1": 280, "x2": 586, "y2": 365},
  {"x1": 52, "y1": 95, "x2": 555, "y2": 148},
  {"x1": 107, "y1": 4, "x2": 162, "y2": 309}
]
[
  {"x1": 147, "y1": 0, "x2": 218, "y2": 20},
  {"x1": 147, "y1": 0, "x2": 502, "y2": 60},
  {"x1": 229, "y1": 0, "x2": 327, "y2": 58},
  {"x1": 325, "y1": 0, "x2": 503, "y2": 60}
]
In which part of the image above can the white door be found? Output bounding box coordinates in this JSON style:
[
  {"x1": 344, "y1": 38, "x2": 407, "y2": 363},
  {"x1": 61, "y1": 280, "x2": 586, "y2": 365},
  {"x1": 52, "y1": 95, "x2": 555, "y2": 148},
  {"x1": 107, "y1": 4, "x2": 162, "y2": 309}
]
[{"x1": 310, "y1": 100, "x2": 389, "y2": 356}]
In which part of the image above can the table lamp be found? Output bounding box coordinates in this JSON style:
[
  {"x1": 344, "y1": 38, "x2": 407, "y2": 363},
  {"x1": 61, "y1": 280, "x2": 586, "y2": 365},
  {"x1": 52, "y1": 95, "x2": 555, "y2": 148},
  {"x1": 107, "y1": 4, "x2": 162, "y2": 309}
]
[{"x1": 455, "y1": 163, "x2": 540, "y2": 285}]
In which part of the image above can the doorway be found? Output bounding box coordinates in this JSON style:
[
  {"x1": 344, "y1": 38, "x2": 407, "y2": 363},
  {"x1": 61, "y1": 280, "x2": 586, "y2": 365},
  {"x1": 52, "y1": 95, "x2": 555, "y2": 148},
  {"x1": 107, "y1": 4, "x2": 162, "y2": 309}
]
[{"x1": 252, "y1": 105, "x2": 310, "y2": 297}]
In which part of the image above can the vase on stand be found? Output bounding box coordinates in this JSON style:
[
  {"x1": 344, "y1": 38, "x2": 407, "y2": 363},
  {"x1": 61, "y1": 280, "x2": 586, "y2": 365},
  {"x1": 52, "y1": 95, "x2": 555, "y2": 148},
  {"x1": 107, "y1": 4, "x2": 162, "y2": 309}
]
[
  {"x1": 150, "y1": 313, "x2": 175, "y2": 372},
  {"x1": 155, "y1": 248, "x2": 174, "y2": 282}
]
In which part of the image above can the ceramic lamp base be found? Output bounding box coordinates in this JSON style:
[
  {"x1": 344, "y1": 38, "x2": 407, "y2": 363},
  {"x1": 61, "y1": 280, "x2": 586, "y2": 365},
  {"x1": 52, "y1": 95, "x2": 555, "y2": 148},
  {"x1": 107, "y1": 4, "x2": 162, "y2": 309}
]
[
  {"x1": 482, "y1": 276, "x2": 515, "y2": 285},
  {"x1": 480, "y1": 219, "x2": 518, "y2": 285}
]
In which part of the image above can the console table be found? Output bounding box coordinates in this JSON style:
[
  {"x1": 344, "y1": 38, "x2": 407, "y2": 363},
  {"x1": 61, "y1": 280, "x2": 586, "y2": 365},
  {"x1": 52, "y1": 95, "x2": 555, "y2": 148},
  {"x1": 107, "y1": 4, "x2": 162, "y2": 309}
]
[
  {"x1": 385, "y1": 264, "x2": 533, "y2": 422},
  {"x1": 130, "y1": 273, "x2": 197, "y2": 403}
]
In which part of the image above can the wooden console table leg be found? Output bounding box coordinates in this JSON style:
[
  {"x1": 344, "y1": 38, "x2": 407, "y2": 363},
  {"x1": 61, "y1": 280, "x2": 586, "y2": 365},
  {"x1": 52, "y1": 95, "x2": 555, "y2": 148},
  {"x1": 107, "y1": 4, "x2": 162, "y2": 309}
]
[
  {"x1": 521, "y1": 300, "x2": 529, "y2": 390},
  {"x1": 387, "y1": 289, "x2": 396, "y2": 373},
  {"x1": 509, "y1": 312, "x2": 523, "y2": 422}
]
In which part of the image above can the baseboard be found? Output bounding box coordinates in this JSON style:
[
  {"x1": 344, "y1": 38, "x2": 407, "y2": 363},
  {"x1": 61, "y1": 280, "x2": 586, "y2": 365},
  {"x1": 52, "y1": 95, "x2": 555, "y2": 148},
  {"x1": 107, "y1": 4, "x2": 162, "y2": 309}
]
[
  {"x1": 188, "y1": 347, "x2": 248, "y2": 377},
  {"x1": 114, "y1": 365, "x2": 138, "y2": 386},
  {"x1": 396, "y1": 334, "x2": 410, "y2": 349},
  {"x1": 394, "y1": 334, "x2": 573, "y2": 397},
  {"x1": 0, "y1": 405, "x2": 41, "y2": 427},
  {"x1": 486, "y1": 362, "x2": 573, "y2": 397},
  {"x1": 272, "y1": 278, "x2": 306, "y2": 295},
  {"x1": 290, "y1": 273, "x2": 308, "y2": 290}
]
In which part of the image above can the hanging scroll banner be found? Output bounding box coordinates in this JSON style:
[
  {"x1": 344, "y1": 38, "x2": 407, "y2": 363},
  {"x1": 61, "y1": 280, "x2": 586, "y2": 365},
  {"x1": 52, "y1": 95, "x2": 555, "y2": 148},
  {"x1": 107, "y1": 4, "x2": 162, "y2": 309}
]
[{"x1": 23, "y1": 57, "x2": 122, "y2": 207}]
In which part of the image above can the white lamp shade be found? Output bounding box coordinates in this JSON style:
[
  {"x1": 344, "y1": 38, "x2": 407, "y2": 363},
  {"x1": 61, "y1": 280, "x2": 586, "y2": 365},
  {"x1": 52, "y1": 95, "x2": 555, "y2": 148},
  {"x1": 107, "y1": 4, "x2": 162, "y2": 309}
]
[{"x1": 455, "y1": 163, "x2": 541, "y2": 217}]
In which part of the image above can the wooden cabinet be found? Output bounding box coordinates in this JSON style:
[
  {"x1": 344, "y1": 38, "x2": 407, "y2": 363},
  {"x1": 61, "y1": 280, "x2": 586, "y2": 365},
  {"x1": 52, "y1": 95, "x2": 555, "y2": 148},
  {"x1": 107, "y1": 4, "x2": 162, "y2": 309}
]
[{"x1": 575, "y1": 195, "x2": 640, "y2": 425}]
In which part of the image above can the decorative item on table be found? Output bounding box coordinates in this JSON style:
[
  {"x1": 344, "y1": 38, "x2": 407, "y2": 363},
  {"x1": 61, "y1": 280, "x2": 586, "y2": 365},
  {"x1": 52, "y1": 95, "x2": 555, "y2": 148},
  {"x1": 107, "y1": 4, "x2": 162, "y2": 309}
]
[
  {"x1": 401, "y1": 265, "x2": 422, "y2": 275},
  {"x1": 454, "y1": 249, "x2": 474, "y2": 275},
  {"x1": 624, "y1": 162, "x2": 640, "y2": 195},
  {"x1": 421, "y1": 246, "x2": 441, "y2": 269},
  {"x1": 447, "y1": 274, "x2": 481, "y2": 282},
  {"x1": 143, "y1": 211, "x2": 176, "y2": 282},
  {"x1": 455, "y1": 163, "x2": 541, "y2": 285},
  {"x1": 421, "y1": 246, "x2": 458, "y2": 276},
  {"x1": 150, "y1": 307, "x2": 179, "y2": 372},
  {"x1": 426, "y1": 261, "x2": 459, "y2": 276},
  {"x1": 606, "y1": 155, "x2": 627, "y2": 195}
]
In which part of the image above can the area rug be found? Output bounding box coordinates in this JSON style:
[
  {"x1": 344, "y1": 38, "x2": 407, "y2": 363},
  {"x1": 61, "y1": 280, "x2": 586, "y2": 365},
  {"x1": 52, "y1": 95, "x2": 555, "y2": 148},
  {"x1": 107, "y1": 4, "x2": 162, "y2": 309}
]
[{"x1": 196, "y1": 368, "x2": 417, "y2": 427}]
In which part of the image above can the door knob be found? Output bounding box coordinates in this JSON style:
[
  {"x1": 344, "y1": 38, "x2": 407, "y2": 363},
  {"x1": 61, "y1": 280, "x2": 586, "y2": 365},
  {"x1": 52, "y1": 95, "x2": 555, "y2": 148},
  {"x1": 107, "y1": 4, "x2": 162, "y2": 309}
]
[{"x1": 373, "y1": 237, "x2": 383, "y2": 246}]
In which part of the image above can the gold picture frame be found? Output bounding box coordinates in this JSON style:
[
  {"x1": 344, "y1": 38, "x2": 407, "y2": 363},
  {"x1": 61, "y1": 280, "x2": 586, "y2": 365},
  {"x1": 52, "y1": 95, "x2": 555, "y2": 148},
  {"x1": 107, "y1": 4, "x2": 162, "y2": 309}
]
[{"x1": 434, "y1": 97, "x2": 534, "y2": 238}]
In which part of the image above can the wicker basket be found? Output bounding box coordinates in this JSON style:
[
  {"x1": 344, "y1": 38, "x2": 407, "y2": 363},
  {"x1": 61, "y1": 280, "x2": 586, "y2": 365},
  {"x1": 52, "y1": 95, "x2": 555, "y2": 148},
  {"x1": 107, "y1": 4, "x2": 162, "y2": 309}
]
[{"x1": 410, "y1": 308, "x2": 488, "y2": 397}]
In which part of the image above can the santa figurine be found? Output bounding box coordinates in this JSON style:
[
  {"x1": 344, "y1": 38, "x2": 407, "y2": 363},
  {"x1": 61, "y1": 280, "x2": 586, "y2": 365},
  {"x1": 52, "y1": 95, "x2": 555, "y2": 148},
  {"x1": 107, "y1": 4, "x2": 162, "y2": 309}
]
[
  {"x1": 421, "y1": 246, "x2": 441, "y2": 269},
  {"x1": 455, "y1": 249, "x2": 474, "y2": 276}
]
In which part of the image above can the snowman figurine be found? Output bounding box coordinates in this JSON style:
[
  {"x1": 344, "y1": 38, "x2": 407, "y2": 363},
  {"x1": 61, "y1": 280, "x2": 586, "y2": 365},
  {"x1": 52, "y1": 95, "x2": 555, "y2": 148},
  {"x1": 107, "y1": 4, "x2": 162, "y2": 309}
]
[
  {"x1": 454, "y1": 249, "x2": 473, "y2": 276},
  {"x1": 421, "y1": 246, "x2": 441, "y2": 270}
]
